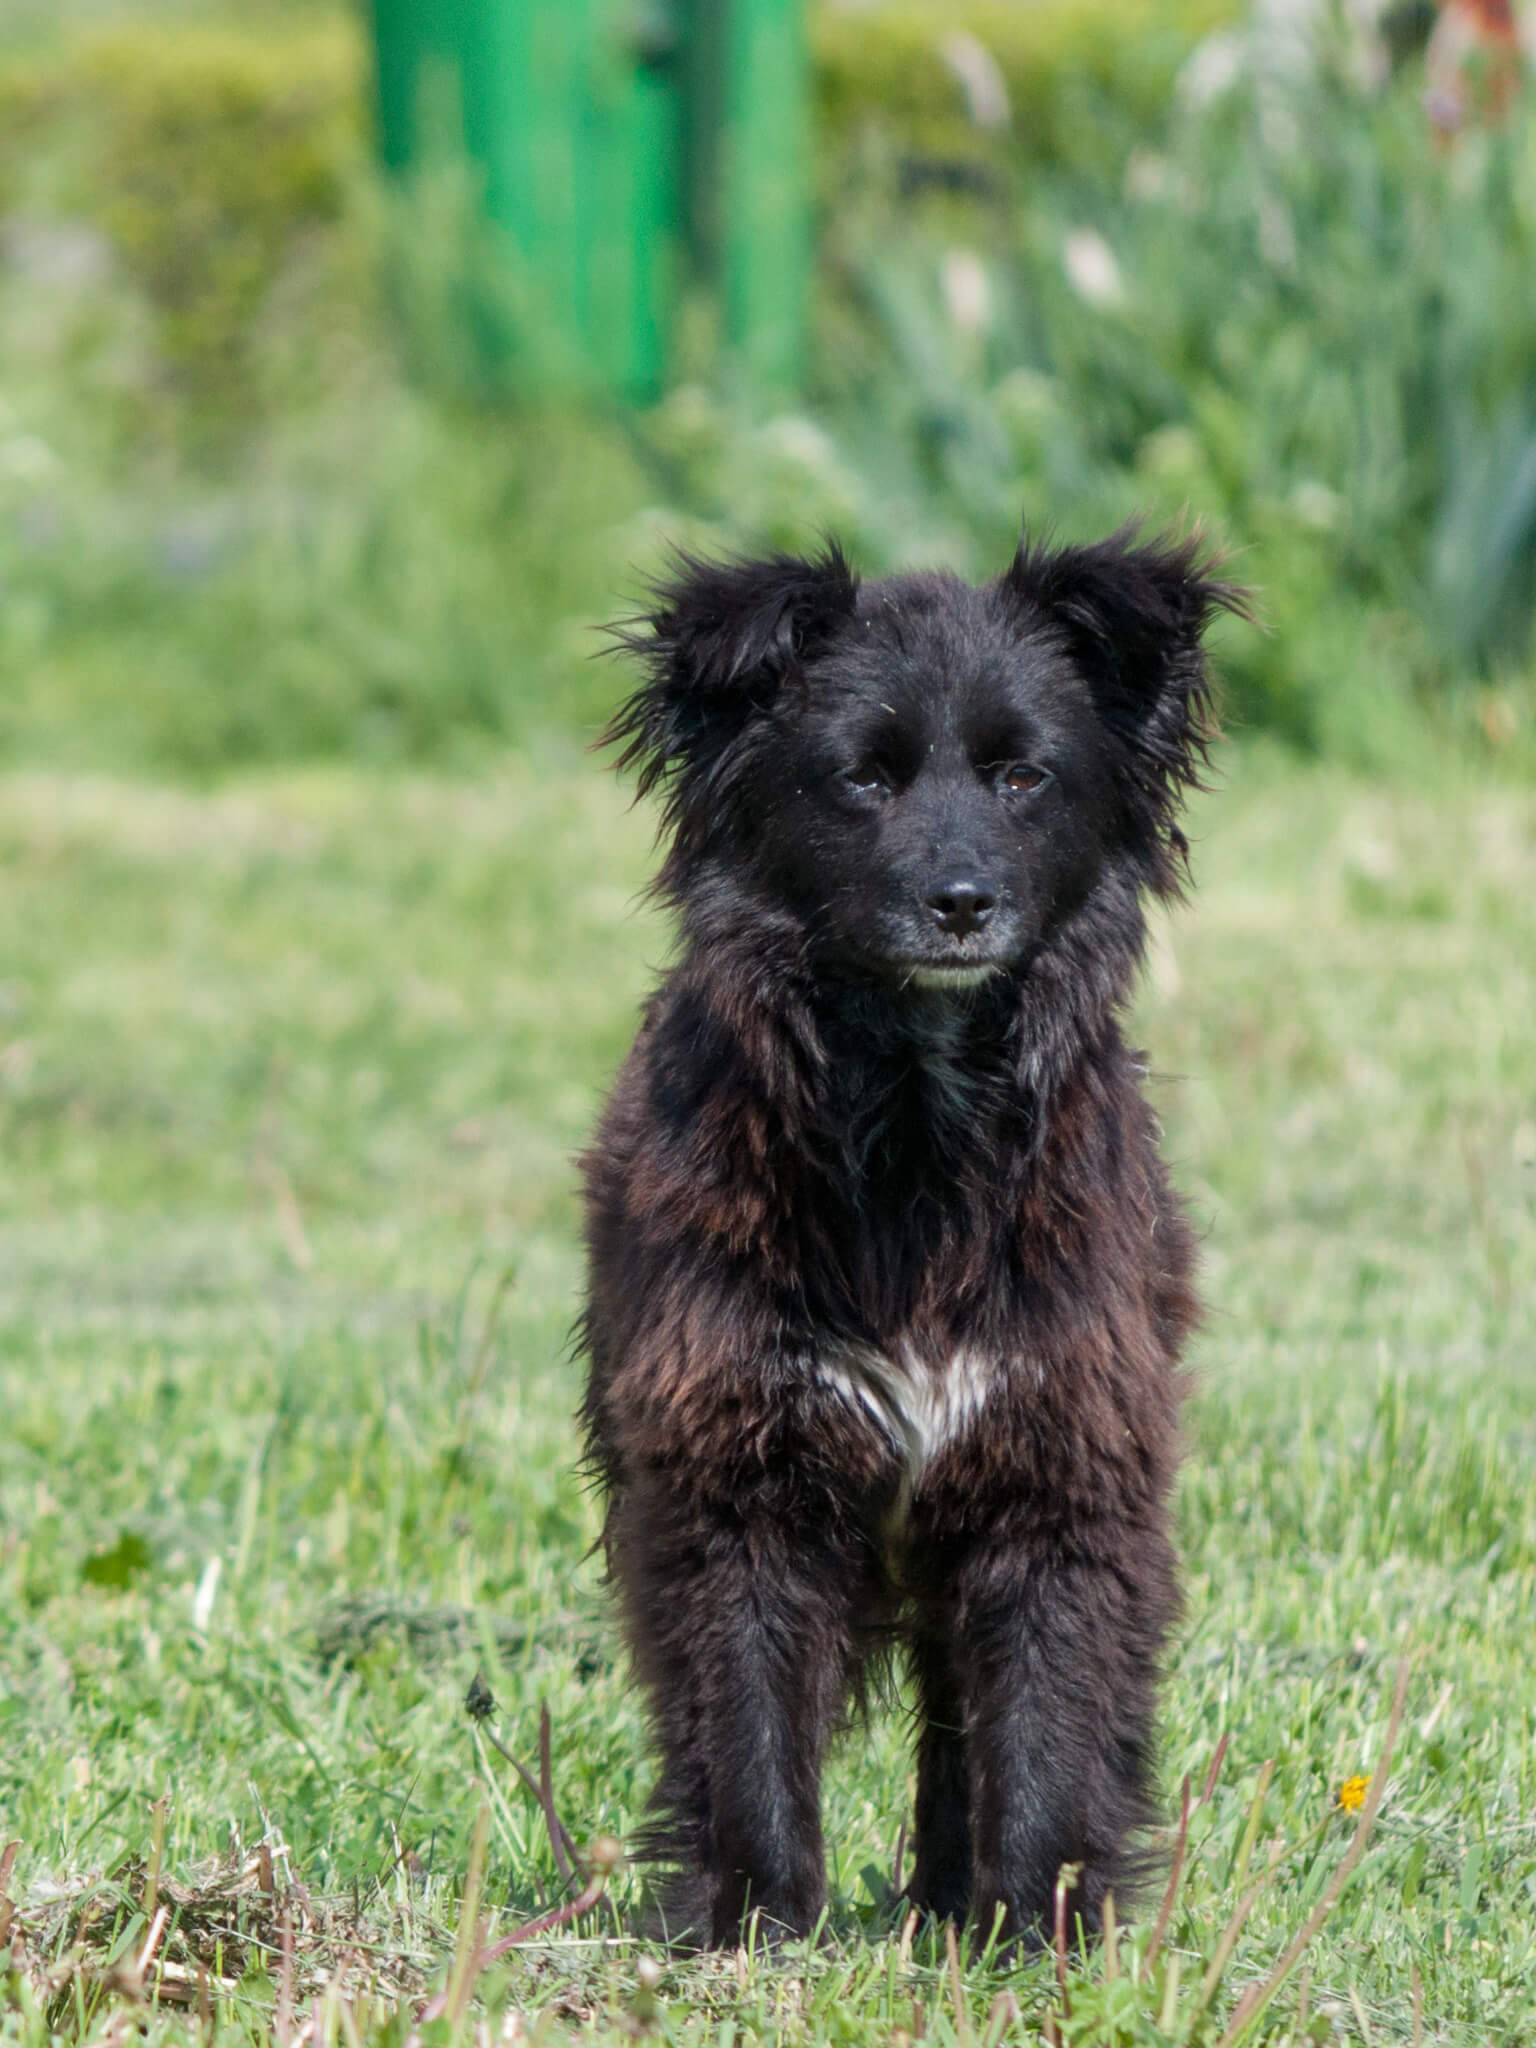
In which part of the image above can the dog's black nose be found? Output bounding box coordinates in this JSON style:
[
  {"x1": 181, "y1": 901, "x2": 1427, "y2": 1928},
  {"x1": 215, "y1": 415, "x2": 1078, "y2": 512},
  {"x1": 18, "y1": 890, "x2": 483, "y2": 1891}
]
[{"x1": 926, "y1": 879, "x2": 996, "y2": 936}]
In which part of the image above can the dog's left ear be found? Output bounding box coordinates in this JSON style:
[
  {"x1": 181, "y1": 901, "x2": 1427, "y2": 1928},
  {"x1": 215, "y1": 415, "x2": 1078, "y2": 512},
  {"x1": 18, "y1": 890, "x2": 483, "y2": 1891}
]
[
  {"x1": 603, "y1": 544, "x2": 859, "y2": 804},
  {"x1": 1003, "y1": 526, "x2": 1247, "y2": 890}
]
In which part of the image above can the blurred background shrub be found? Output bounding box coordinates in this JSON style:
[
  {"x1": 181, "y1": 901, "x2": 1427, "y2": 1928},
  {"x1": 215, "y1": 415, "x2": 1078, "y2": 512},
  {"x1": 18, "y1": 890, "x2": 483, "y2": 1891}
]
[
  {"x1": 0, "y1": 0, "x2": 1532, "y2": 771},
  {"x1": 814, "y1": 0, "x2": 1234, "y2": 182}
]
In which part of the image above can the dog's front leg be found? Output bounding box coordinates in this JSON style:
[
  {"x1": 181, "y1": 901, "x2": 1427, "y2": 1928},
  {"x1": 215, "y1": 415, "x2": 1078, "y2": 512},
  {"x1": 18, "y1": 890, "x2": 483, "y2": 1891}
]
[
  {"x1": 907, "y1": 1621, "x2": 973, "y2": 1923},
  {"x1": 611, "y1": 1476, "x2": 858, "y2": 1948},
  {"x1": 945, "y1": 1521, "x2": 1178, "y2": 1947}
]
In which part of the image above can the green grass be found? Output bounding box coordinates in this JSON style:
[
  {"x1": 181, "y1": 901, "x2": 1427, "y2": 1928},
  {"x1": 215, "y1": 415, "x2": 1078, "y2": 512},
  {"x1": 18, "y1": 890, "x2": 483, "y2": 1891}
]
[{"x1": 1, "y1": 743, "x2": 1533, "y2": 2044}]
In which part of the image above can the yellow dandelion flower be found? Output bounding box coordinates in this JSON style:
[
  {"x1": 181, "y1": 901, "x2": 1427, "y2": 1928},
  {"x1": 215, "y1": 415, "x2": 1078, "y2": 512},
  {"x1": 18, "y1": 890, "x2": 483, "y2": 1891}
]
[{"x1": 1338, "y1": 1774, "x2": 1370, "y2": 1813}]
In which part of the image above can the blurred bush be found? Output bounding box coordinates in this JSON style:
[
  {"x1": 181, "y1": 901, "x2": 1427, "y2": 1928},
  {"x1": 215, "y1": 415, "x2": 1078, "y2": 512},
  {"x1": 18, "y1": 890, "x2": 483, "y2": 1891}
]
[
  {"x1": 0, "y1": 3, "x2": 1531, "y2": 773},
  {"x1": 810, "y1": 19, "x2": 1536, "y2": 753},
  {"x1": 0, "y1": 3, "x2": 1233, "y2": 421},
  {"x1": 82, "y1": 27, "x2": 356, "y2": 413},
  {"x1": 0, "y1": 26, "x2": 359, "y2": 425},
  {"x1": 0, "y1": 24, "x2": 660, "y2": 770},
  {"x1": 815, "y1": 0, "x2": 1233, "y2": 183}
]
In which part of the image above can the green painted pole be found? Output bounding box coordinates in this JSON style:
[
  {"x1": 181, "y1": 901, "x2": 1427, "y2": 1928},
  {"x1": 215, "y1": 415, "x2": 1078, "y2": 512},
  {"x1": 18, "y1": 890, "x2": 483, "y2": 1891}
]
[
  {"x1": 370, "y1": 0, "x2": 798, "y2": 401},
  {"x1": 372, "y1": 0, "x2": 467, "y2": 170},
  {"x1": 721, "y1": 0, "x2": 810, "y2": 391},
  {"x1": 580, "y1": 1, "x2": 682, "y2": 399}
]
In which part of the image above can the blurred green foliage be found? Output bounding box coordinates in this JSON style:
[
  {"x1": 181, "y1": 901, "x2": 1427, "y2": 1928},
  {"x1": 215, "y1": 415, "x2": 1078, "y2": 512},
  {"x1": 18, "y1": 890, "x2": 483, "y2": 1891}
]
[
  {"x1": 0, "y1": 25, "x2": 359, "y2": 421},
  {"x1": 0, "y1": 22, "x2": 660, "y2": 769},
  {"x1": 814, "y1": 0, "x2": 1233, "y2": 181},
  {"x1": 78, "y1": 27, "x2": 358, "y2": 411},
  {"x1": 0, "y1": 2, "x2": 1532, "y2": 771},
  {"x1": 813, "y1": 36, "x2": 1536, "y2": 752}
]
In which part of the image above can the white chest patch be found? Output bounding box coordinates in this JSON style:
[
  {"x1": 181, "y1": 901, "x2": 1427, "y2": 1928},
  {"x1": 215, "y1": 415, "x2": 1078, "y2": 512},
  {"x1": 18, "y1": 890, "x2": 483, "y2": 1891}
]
[{"x1": 818, "y1": 1338, "x2": 997, "y2": 1481}]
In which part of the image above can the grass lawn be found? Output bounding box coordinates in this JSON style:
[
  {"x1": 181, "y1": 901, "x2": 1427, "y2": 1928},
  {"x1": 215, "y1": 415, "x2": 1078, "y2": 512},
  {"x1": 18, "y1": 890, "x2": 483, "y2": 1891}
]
[{"x1": 0, "y1": 742, "x2": 1532, "y2": 2045}]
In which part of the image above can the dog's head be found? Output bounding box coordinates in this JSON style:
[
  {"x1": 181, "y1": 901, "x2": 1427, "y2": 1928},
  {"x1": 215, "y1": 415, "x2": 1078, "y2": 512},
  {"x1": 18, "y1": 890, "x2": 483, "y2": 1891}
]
[{"x1": 606, "y1": 529, "x2": 1243, "y2": 989}]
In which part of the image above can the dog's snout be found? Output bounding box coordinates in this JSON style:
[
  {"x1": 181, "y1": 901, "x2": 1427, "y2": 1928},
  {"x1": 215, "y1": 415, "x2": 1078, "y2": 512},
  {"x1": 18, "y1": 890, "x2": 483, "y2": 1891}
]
[{"x1": 925, "y1": 878, "x2": 996, "y2": 937}]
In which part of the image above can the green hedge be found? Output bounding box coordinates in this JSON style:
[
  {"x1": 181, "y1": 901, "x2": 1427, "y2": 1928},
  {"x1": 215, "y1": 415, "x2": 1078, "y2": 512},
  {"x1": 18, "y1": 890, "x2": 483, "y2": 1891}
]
[{"x1": 0, "y1": 24, "x2": 361, "y2": 416}]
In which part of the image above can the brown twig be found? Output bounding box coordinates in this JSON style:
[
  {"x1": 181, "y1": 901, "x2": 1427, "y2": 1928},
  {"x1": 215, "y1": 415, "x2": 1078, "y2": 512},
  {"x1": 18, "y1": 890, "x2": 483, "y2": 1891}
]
[
  {"x1": 537, "y1": 1704, "x2": 576, "y2": 1887},
  {"x1": 1052, "y1": 1864, "x2": 1079, "y2": 2019},
  {"x1": 276, "y1": 1904, "x2": 296, "y2": 2048},
  {"x1": 144, "y1": 1798, "x2": 169, "y2": 1925},
  {"x1": 478, "y1": 1867, "x2": 607, "y2": 1959},
  {"x1": 1144, "y1": 1775, "x2": 1191, "y2": 1969},
  {"x1": 898, "y1": 1908, "x2": 917, "y2": 1970},
  {"x1": 133, "y1": 1903, "x2": 170, "y2": 1990},
  {"x1": 415, "y1": 1830, "x2": 620, "y2": 2028},
  {"x1": 1225, "y1": 1982, "x2": 1262, "y2": 2036},
  {"x1": 470, "y1": 1688, "x2": 579, "y2": 1886},
  {"x1": 1201, "y1": 1732, "x2": 1231, "y2": 1805},
  {"x1": 0, "y1": 1840, "x2": 19, "y2": 1949},
  {"x1": 984, "y1": 1989, "x2": 1021, "y2": 2047}
]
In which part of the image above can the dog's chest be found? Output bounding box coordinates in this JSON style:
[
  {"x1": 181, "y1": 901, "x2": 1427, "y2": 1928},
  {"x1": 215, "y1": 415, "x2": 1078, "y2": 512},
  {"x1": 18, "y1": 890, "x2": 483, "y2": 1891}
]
[{"x1": 817, "y1": 1338, "x2": 997, "y2": 1482}]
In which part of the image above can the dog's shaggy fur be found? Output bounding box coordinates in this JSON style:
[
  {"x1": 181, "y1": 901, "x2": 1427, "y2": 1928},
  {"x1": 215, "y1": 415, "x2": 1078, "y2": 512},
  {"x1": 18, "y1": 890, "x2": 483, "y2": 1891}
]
[{"x1": 579, "y1": 527, "x2": 1242, "y2": 1949}]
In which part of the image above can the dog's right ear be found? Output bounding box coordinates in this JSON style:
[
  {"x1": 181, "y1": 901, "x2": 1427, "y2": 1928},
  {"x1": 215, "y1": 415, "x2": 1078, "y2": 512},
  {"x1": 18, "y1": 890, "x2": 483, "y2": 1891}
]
[{"x1": 602, "y1": 545, "x2": 859, "y2": 801}]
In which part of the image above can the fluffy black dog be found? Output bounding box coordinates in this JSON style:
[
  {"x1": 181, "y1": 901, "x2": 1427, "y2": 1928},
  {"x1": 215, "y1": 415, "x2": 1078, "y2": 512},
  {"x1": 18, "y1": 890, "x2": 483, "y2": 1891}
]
[{"x1": 579, "y1": 527, "x2": 1241, "y2": 1949}]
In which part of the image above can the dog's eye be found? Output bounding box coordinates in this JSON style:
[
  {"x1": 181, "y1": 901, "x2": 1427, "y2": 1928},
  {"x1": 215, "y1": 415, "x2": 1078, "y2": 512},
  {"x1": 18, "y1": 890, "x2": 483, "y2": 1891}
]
[
  {"x1": 1000, "y1": 761, "x2": 1053, "y2": 795},
  {"x1": 841, "y1": 762, "x2": 892, "y2": 799}
]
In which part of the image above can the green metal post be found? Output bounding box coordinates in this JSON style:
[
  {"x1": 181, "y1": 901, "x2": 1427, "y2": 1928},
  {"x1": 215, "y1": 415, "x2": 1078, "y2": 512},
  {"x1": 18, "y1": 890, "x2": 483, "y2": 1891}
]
[
  {"x1": 720, "y1": 0, "x2": 810, "y2": 390},
  {"x1": 578, "y1": 1, "x2": 682, "y2": 399},
  {"x1": 372, "y1": 0, "x2": 467, "y2": 171},
  {"x1": 369, "y1": 0, "x2": 685, "y2": 401},
  {"x1": 370, "y1": 0, "x2": 804, "y2": 401}
]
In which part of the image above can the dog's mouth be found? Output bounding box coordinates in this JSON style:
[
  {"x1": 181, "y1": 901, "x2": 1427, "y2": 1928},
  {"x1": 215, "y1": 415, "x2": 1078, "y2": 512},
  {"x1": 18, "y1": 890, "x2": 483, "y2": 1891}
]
[{"x1": 892, "y1": 958, "x2": 1009, "y2": 992}]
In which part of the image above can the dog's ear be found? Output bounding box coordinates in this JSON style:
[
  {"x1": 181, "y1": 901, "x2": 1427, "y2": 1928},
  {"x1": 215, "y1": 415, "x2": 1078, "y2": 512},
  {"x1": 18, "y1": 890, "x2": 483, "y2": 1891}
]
[
  {"x1": 1003, "y1": 526, "x2": 1247, "y2": 890},
  {"x1": 603, "y1": 544, "x2": 859, "y2": 802}
]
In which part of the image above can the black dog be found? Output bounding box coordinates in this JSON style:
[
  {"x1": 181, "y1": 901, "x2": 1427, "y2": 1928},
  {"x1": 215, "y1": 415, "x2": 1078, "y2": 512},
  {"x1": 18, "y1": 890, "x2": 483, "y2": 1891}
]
[{"x1": 579, "y1": 527, "x2": 1241, "y2": 1949}]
